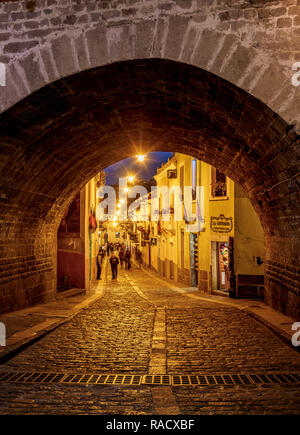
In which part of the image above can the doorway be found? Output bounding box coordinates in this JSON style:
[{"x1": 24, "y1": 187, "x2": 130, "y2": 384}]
[{"x1": 211, "y1": 241, "x2": 230, "y2": 294}]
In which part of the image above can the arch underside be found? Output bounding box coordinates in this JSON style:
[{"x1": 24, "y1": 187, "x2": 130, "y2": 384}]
[{"x1": 0, "y1": 59, "x2": 299, "y2": 317}]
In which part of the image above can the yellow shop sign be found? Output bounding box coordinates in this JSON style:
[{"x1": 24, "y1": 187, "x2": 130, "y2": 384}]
[{"x1": 210, "y1": 214, "x2": 233, "y2": 233}]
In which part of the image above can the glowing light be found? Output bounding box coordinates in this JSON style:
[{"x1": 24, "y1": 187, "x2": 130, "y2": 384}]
[
  {"x1": 137, "y1": 155, "x2": 146, "y2": 162},
  {"x1": 128, "y1": 175, "x2": 135, "y2": 183},
  {"x1": 113, "y1": 222, "x2": 117, "y2": 227}
]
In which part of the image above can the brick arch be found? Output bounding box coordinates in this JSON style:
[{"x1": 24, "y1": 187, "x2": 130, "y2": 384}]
[
  {"x1": 0, "y1": 59, "x2": 299, "y2": 318},
  {"x1": 0, "y1": 0, "x2": 299, "y2": 132}
]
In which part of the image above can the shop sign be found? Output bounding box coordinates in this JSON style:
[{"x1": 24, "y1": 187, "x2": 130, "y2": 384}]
[
  {"x1": 151, "y1": 238, "x2": 157, "y2": 246},
  {"x1": 210, "y1": 214, "x2": 233, "y2": 233}
]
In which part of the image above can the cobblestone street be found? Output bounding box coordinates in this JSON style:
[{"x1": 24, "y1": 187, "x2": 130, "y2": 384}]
[{"x1": 0, "y1": 263, "x2": 300, "y2": 415}]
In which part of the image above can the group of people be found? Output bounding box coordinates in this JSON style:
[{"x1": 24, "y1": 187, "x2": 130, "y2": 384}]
[{"x1": 96, "y1": 242, "x2": 132, "y2": 281}]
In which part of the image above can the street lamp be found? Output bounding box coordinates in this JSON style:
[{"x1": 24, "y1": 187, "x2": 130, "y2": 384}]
[
  {"x1": 128, "y1": 175, "x2": 135, "y2": 183},
  {"x1": 137, "y1": 155, "x2": 146, "y2": 162}
]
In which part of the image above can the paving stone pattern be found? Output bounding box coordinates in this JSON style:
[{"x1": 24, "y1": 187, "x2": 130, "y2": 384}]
[
  {"x1": 0, "y1": 266, "x2": 300, "y2": 414},
  {"x1": 0, "y1": 271, "x2": 156, "y2": 374}
]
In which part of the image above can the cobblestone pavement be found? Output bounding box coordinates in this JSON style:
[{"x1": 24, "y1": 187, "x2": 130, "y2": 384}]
[{"x1": 0, "y1": 264, "x2": 300, "y2": 414}]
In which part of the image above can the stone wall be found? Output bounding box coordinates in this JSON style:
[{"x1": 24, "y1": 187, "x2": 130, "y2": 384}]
[
  {"x1": 236, "y1": 274, "x2": 264, "y2": 298},
  {"x1": 198, "y1": 269, "x2": 209, "y2": 292},
  {"x1": 0, "y1": 0, "x2": 299, "y2": 317},
  {"x1": 0, "y1": 0, "x2": 299, "y2": 130},
  {"x1": 177, "y1": 267, "x2": 191, "y2": 286}
]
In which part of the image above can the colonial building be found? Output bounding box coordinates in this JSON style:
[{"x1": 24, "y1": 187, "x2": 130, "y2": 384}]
[
  {"x1": 135, "y1": 153, "x2": 265, "y2": 299},
  {"x1": 57, "y1": 171, "x2": 105, "y2": 293},
  {"x1": 63, "y1": 155, "x2": 265, "y2": 300}
]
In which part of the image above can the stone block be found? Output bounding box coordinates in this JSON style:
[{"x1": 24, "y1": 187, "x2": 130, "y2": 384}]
[
  {"x1": 277, "y1": 17, "x2": 292, "y2": 27},
  {"x1": 21, "y1": 52, "x2": 47, "y2": 93},
  {"x1": 152, "y1": 17, "x2": 167, "y2": 57},
  {"x1": 181, "y1": 26, "x2": 197, "y2": 62},
  {"x1": 74, "y1": 33, "x2": 91, "y2": 70},
  {"x1": 4, "y1": 40, "x2": 39, "y2": 53},
  {"x1": 192, "y1": 29, "x2": 223, "y2": 69},
  {"x1": 135, "y1": 19, "x2": 155, "y2": 58},
  {"x1": 252, "y1": 64, "x2": 289, "y2": 106},
  {"x1": 210, "y1": 33, "x2": 238, "y2": 75},
  {"x1": 164, "y1": 15, "x2": 190, "y2": 60},
  {"x1": 270, "y1": 7, "x2": 287, "y2": 17},
  {"x1": 221, "y1": 43, "x2": 257, "y2": 85},
  {"x1": 40, "y1": 46, "x2": 59, "y2": 82},
  {"x1": 107, "y1": 25, "x2": 134, "y2": 62},
  {"x1": 51, "y1": 34, "x2": 77, "y2": 77},
  {"x1": 86, "y1": 24, "x2": 109, "y2": 67}
]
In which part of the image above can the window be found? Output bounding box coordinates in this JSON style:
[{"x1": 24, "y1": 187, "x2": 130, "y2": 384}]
[
  {"x1": 211, "y1": 167, "x2": 227, "y2": 198},
  {"x1": 180, "y1": 166, "x2": 184, "y2": 201},
  {"x1": 192, "y1": 159, "x2": 197, "y2": 200},
  {"x1": 181, "y1": 230, "x2": 184, "y2": 270}
]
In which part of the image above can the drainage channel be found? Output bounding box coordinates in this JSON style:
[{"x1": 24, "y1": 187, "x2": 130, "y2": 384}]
[{"x1": 0, "y1": 372, "x2": 299, "y2": 386}]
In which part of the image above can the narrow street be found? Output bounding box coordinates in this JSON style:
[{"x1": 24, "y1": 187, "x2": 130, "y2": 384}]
[{"x1": 0, "y1": 261, "x2": 299, "y2": 415}]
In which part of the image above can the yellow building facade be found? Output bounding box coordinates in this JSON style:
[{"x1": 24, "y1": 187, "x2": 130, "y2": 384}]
[{"x1": 144, "y1": 153, "x2": 265, "y2": 299}]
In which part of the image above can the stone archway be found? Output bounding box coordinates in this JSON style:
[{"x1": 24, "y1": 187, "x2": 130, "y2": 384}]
[
  {"x1": 0, "y1": 58, "x2": 299, "y2": 317},
  {"x1": 0, "y1": 0, "x2": 299, "y2": 130}
]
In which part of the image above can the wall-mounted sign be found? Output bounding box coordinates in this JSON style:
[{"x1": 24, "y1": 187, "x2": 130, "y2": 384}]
[
  {"x1": 210, "y1": 214, "x2": 233, "y2": 233},
  {"x1": 151, "y1": 238, "x2": 157, "y2": 246}
]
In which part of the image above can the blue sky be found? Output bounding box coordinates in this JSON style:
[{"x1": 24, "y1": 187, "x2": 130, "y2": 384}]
[{"x1": 105, "y1": 152, "x2": 173, "y2": 184}]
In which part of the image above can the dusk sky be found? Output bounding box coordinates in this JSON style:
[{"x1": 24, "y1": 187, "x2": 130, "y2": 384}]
[{"x1": 105, "y1": 152, "x2": 173, "y2": 185}]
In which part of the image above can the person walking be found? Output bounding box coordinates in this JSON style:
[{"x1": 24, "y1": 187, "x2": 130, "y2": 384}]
[
  {"x1": 125, "y1": 249, "x2": 131, "y2": 270},
  {"x1": 100, "y1": 247, "x2": 106, "y2": 264},
  {"x1": 96, "y1": 250, "x2": 102, "y2": 280},
  {"x1": 106, "y1": 243, "x2": 110, "y2": 256},
  {"x1": 119, "y1": 248, "x2": 125, "y2": 268},
  {"x1": 110, "y1": 253, "x2": 119, "y2": 279}
]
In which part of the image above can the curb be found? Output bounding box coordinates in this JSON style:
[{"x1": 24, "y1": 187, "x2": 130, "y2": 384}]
[
  {"x1": 133, "y1": 262, "x2": 299, "y2": 353},
  {"x1": 244, "y1": 309, "x2": 299, "y2": 353},
  {"x1": 0, "y1": 316, "x2": 73, "y2": 364},
  {"x1": 0, "y1": 261, "x2": 108, "y2": 364}
]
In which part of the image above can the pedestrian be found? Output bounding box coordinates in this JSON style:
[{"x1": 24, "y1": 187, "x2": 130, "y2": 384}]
[
  {"x1": 125, "y1": 249, "x2": 131, "y2": 270},
  {"x1": 110, "y1": 243, "x2": 114, "y2": 254},
  {"x1": 96, "y1": 249, "x2": 102, "y2": 280},
  {"x1": 106, "y1": 243, "x2": 110, "y2": 256},
  {"x1": 110, "y1": 253, "x2": 119, "y2": 279},
  {"x1": 119, "y1": 248, "x2": 125, "y2": 268},
  {"x1": 100, "y1": 247, "x2": 106, "y2": 264}
]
